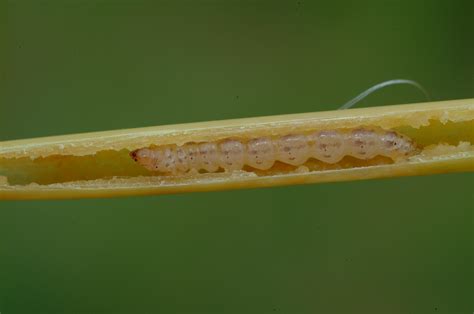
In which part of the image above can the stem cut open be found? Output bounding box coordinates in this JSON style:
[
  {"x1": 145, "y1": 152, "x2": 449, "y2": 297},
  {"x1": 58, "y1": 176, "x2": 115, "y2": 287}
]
[{"x1": 1, "y1": 99, "x2": 473, "y2": 200}]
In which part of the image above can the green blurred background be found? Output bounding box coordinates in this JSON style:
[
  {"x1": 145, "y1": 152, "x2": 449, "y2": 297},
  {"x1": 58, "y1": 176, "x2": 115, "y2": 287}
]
[{"x1": 1, "y1": 1, "x2": 473, "y2": 313}]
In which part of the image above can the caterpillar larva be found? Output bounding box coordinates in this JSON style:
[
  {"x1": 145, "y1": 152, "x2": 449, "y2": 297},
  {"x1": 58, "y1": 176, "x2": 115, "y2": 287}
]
[{"x1": 130, "y1": 127, "x2": 417, "y2": 174}]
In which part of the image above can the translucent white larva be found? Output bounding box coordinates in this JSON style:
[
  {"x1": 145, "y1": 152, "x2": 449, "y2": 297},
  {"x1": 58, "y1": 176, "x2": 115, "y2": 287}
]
[{"x1": 130, "y1": 128, "x2": 417, "y2": 174}]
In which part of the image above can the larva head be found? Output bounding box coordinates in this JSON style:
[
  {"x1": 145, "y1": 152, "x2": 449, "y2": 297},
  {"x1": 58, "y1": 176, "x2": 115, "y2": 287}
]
[
  {"x1": 130, "y1": 149, "x2": 140, "y2": 162},
  {"x1": 130, "y1": 148, "x2": 158, "y2": 171}
]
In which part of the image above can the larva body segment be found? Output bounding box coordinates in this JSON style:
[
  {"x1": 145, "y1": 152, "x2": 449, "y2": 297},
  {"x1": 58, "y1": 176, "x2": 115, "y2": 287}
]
[
  {"x1": 309, "y1": 131, "x2": 345, "y2": 163},
  {"x1": 276, "y1": 134, "x2": 310, "y2": 166},
  {"x1": 185, "y1": 144, "x2": 201, "y2": 170},
  {"x1": 346, "y1": 129, "x2": 380, "y2": 159},
  {"x1": 130, "y1": 128, "x2": 417, "y2": 174},
  {"x1": 246, "y1": 137, "x2": 275, "y2": 170},
  {"x1": 219, "y1": 140, "x2": 246, "y2": 170},
  {"x1": 198, "y1": 142, "x2": 220, "y2": 172},
  {"x1": 175, "y1": 147, "x2": 189, "y2": 173},
  {"x1": 161, "y1": 147, "x2": 177, "y2": 173}
]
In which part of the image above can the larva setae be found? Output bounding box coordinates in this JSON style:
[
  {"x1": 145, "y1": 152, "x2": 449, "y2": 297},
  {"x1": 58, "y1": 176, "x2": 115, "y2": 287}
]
[{"x1": 130, "y1": 128, "x2": 417, "y2": 174}]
